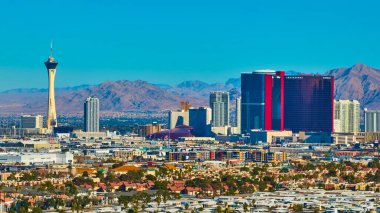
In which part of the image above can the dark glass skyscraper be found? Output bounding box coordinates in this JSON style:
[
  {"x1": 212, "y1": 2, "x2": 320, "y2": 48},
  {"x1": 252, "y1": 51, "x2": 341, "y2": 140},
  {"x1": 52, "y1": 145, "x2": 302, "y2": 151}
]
[
  {"x1": 284, "y1": 75, "x2": 334, "y2": 132},
  {"x1": 241, "y1": 71, "x2": 333, "y2": 134},
  {"x1": 189, "y1": 107, "x2": 212, "y2": 137},
  {"x1": 272, "y1": 71, "x2": 285, "y2": 131},
  {"x1": 241, "y1": 70, "x2": 285, "y2": 133}
]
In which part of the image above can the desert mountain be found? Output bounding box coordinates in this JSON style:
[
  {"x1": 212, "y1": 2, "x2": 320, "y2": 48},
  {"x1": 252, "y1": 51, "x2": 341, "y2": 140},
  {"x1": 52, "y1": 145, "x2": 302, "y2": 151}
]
[
  {"x1": 0, "y1": 64, "x2": 379, "y2": 114},
  {"x1": 325, "y1": 63, "x2": 380, "y2": 109}
]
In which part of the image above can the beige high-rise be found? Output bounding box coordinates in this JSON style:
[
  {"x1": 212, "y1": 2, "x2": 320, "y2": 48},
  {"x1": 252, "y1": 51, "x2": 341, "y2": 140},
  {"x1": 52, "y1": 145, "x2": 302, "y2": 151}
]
[
  {"x1": 334, "y1": 100, "x2": 360, "y2": 133},
  {"x1": 44, "y1": 50, "x2": 58, "y2": 131}
]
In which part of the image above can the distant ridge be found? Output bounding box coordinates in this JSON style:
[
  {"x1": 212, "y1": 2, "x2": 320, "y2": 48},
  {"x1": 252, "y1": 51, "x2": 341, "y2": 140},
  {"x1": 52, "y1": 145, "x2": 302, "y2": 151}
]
[
  {"x1": 0, "y1": 66, "x2": 378, "y2": 114},
  {"x1": 2, "y1": 84, "x2": 91, "y2": 94},
  {"x1": 325, "y1": 63, "x2": 380, "y2": 109}
]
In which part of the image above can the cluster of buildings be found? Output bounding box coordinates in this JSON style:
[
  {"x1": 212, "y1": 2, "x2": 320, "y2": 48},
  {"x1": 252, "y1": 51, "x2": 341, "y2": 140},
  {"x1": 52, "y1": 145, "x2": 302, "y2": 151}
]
[
  {"x1": 2, "y1": 50, "x2": 379, "y2": 147},
  {"x1": 1, "y1": 47, "x2": 380, "y2": 212},
  {"x1": 166, "y1": 149, "x2": 286, "y2": 163},
  {"x1": 1, "y1": 50, "x2": 102, "y2": 139},
  {"x1": 139, "y1": 69, "x2": 380, "y2": 147}
]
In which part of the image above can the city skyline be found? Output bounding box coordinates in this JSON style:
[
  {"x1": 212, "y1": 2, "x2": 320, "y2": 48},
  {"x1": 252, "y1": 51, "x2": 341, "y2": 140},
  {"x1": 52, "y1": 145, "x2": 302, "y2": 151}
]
[
  {"x1": 1, "y1": 2, "x2": 380, "y2": 213},
  {"x1": 0, "y1": 0, "x2": 380, "y2": 91}
]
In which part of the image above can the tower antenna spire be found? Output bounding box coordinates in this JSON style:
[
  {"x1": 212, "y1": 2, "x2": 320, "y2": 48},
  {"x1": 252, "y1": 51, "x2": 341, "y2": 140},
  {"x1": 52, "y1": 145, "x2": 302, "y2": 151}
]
[{"x1": 50, "y1": 40, "x2": 53, "y2": 57}]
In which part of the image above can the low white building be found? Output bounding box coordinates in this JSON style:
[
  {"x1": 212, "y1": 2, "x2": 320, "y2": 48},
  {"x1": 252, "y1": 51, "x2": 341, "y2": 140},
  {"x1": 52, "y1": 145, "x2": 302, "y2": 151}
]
[{"x1": 0, "y1": 152, "x2": 73, "y2": 165}]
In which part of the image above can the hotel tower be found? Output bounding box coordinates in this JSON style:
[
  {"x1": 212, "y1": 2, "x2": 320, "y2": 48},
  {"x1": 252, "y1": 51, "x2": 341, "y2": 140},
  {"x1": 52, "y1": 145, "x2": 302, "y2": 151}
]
[{"x1": 44, "y1": 44, "x2": 58, "y2": 131}]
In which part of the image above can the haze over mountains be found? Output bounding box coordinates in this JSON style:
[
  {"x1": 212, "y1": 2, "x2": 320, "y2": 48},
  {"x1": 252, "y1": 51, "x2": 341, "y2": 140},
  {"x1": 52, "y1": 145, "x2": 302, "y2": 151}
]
[{"x1": 0, "y1": 64, "x2": 379, "y2": 114}]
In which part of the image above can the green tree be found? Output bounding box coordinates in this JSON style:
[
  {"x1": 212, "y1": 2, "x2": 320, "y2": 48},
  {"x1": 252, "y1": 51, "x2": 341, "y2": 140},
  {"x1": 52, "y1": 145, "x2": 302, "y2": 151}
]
[
  {"x1": 243, "y1": 202, "x2": 249, "y2": 212},
  {"x1": 157, "y1": 166, "x2": 169, "y2": 177},
  {"x1": 64, "y1": 181, "x2": 78, "y2": 196},
  {"x1": 7, "y1": 173, "x2": 17, "y2": 181},
  {"x1": 240, "y1": 167, "x2": 250, "y2": 172},
  {"x1": 154, "y1": 181, "x2": 168, "y2": 190},
  {"x1": 280, "y1": 167, "x2": 289, "y2": 173},
  {"x1": 119, "y1": 170, "x2": 145, "y2": 182},
  {"x1": 119, "y1": 195, "x2": 132, "y2": 208},
  {"x1": 145, "y1": 174, "x2": 157, "y2": 181},
  {"x1": 155, "y1": 192, "x2": 161, "y2": 207},
  {"x1": 216, "y1": 206, "x2": 223, "y2": 213},
  {"x1": 96, "y1": 171, "x2": 104, "y2": 179},
  {"x1": 38, "y1": 181, "x2": 55, "y2": 193},
  {"x1": 292, "y1": 204, "x2": 303, "y2": 212},
  {"x1": 368, "y1": 159, "x2": 380, "y2": 169},
  {"x1": 112, "y1": 161, "x2": 124, "y2": 168},
  {"x1": 72, "y1": 176, "x2": 95, "y2": 187},
  {"x1": 31, "y1": 206, "x2": 43, "y2": 213},
  {"x1": 103, "y1": 171, "x2": 116, "y2": 183}
]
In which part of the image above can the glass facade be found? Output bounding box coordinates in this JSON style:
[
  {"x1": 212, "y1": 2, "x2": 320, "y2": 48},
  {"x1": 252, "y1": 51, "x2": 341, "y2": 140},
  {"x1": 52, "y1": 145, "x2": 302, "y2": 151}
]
[
  {"x1": 272, "y1": 71, "x2": 285, "y2": 130},
  {"x1": 284, "y1": 75, "x2": 334, "y2": 132},
  {"x1": 189, "y1": 107, "x2": 212, "y2": 137},
  {"x1": 241, "y1": 73, "x2": 266, "y2": 133},
  {"x1": 364, "y1": 109, "x2": 380, "y2": 132},
  {"x1": 241, "y1": 70, "x2": 283, "y2": 133}
]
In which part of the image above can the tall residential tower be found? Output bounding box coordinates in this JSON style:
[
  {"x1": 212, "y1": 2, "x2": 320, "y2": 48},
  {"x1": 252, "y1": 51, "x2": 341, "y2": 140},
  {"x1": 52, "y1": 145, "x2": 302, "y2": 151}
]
[
  {"x1": 236, "y1": 97, "x2": 241, "y2": 134},
  {"x1": 84, "y1": 97, "x2": 100, "y2": 132},
  {"x1": 334, "y1": 100, "x2": 360, "y2": 133},
  {"x1": 44, "y1": 44, "x2": 58, "y2": 131},
  {"x1": 364, "y1": 108, "x2": 380, "y2": 132},
  {"x1": 210, "y1": 91, "x2": 229, "y2": 127}
]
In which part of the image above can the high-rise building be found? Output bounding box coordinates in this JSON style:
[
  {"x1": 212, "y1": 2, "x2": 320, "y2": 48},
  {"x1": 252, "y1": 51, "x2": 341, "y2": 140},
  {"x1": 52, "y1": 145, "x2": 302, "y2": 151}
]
[
  {"x1": 334, "y1": 100, "x2": 360, "y2": 133},
  {"x1": 364, "y1": 108, "x2": 380, "y2": 132},
  {"x1": 236, "y1": 97, "x2": 241, "y2": 134},
  {"x1": 21, "y1": 115, "x2": 44, "y2": 129},
  {"x1": 169, "y1": 102, "x2": 191, "y2": 129},
  {"x1": 169, "y1": 111, "x2": 189, "y2": 129},
  {"x1": 241, "y1": 70, "x2": 284, "y2": 133},
  {"x1": 210, "y1": 91, "x2": 229, "y2": 127},
  {"x1": 189, "y1": 107, "x2": 212, "y2": 137},
  {"x1": 44, "y1": 43, "x2": 58, "y2": 131},
  {"x1": 84, "y1": 97, "x2": 100, "y2": 132},
  {"x1": 284, "y1": 75, "x2": 334, "y2": 132},
  {"x1": 272, "y1": 71, "x2": 285, "y2": 131}
]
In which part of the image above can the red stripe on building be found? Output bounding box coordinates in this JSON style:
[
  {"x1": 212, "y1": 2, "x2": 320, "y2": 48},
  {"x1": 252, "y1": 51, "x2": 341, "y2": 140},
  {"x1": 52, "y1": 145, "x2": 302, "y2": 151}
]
[{"x1": 264, "y1": 75, "x2": 272, "y2": 130}]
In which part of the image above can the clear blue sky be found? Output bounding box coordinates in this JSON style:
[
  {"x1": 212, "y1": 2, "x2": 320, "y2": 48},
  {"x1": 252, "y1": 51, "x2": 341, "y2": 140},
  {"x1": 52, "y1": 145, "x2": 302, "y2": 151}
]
[{"x1": 0, "y1": 0, "x2": 379, "y2": 91}]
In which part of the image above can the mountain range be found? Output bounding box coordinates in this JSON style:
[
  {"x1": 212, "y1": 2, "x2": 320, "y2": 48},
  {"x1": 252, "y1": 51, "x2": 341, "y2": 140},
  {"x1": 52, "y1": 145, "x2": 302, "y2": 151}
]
[
  {"x1": 325, "y1": 63, "x2": 380, "y2": 109},
  {"x1": 0, "y1": 63, "x2": 379, "y2": 114}
]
